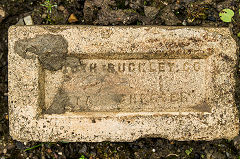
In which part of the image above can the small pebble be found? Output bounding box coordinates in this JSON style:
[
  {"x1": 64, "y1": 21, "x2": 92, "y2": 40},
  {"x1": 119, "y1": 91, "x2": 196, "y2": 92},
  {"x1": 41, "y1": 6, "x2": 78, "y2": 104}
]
[
  {"x1": 47, "y1": 149, "x2": 52, "y2": 153},
  {"x1": 226, "y1": 152, "x2": 230, "y2": 158},
  {"x1": 16, "y1": 18, "x2": 24, "y2": 25},
  {"x1": 41, "y1": 14, "x2": 47, "y2": 19},
  {"x1": 79, "y1": 144, "x2": 87, "y2": 154},
  {"x1": 58, "y1": 5, "x2": 65, "y2": 12},
  {"x1": 3, "y1": 148, "x2": 7, "y2": 154},
  {"x1": 0, "y1": 6, "x2": 5, "y2": 23},
  {"x1": 41, "y1": 154, "x2": 46, "y2": 159},
  {"x1": 204, "y1": 0, "x2": 212, "y2": 3},
  {"x1": 15, "y1": 141, "x2": 25, "y2": 150},
  {"x1": 68, "y1": 14, "x2": 78, "y2": 23},
  {"x1": 233, "y1": 135, "x2": 240, "y2": 150},
  {"x1": 24, "y1": 15, "x2": 34, "y2": 25},
  {"x1": 144, "y1": 6, "x2": 159, "y2": 19},
  {"x1": 182, "y1": 20, "x2": 187, "y2": 26}
]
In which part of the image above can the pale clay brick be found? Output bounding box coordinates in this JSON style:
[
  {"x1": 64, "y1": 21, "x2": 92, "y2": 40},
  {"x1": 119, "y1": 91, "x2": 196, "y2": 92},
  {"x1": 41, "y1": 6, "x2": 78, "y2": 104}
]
[{"x1": 8, "y1": 26, "x2": 239, "y2": 142}]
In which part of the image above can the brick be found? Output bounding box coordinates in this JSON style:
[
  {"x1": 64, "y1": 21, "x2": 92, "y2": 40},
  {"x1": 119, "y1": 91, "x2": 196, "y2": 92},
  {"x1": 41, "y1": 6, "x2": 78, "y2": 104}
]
[{"x1": 8, "y1": 26, "x2": 239, "y2": 142}]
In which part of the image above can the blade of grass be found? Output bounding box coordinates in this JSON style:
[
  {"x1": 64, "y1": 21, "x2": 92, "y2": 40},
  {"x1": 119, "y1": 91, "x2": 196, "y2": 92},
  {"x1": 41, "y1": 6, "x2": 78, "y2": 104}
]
[{"x1": 24, "y1": 143, "x2": 43, "y2": 151}]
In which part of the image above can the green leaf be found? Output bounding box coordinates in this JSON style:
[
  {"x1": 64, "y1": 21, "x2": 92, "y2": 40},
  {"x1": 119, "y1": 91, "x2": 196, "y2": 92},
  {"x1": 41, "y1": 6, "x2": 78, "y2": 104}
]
[
  {"x1": 185, "y1": 148, "x2": 193, "y2": 156},
  {"x1": 219, "y1": 9, "x2": 234, "y2": 22},
  {"x1": 79, "y1": 155, "x2": 86, "y2": 159},
  {"x1": 24, "y1": 143, "x2": 43, "y2": 151},
  {"x1": 185, "y1": 150, "x2": 191, "y2": 156}
]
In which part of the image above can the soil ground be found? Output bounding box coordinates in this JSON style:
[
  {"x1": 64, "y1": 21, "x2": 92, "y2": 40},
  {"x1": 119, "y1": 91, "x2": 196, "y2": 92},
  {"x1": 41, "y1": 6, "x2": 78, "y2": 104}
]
[{"x1": 1, "y1": 0, "x2": 240, "y2": 158}]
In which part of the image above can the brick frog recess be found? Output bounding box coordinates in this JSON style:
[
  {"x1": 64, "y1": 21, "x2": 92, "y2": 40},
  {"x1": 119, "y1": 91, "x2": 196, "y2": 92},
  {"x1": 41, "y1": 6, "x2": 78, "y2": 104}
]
[{"x1": 8, "y1": 26, "x2": 239, "y2": 142}]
